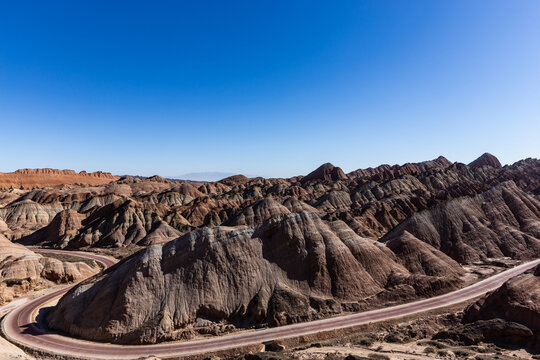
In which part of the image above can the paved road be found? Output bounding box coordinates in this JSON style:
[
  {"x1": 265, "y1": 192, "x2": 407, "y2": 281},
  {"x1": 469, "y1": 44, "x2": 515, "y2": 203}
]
[
  {"x1": 33, "y1": 248, "x2": 118, "y2": 268},
  {"x1": 2, "y1": 251, "x2": 539, "y2": 360},
  {"x1": 0, "y1": 250, "x2": 116, "y2": 316}
]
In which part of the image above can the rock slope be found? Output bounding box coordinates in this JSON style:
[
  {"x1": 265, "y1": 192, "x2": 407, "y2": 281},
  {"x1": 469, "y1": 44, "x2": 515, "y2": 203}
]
[
  {"x1": 348, "y1": 156, "x2": 452, "y2": 181},
  {"x1": 47, "y1": 211, "x2": 462, "y2": 344},
  {"x1": 380, "y1": 181, "x2": 540, "y2": 263},
  {"x1": 0, "y1": 234, "x2": 98, "y2": 304}
]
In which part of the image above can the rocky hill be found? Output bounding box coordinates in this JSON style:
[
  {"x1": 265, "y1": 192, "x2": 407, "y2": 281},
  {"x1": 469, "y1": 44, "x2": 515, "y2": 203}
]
[
  {"x1": 3, "y1": 154, "x2": 537, "y2": 249},
  {"x1": 464, "y1": 265, "x2": 540, "y2": 332},
  {"x1": 301, "y1": 163, "x2": 348, "y2": 183},
  {"x1": 468, "y1": 152, "x2": 502, "y2": 168},
  {"x1": 47, "y1": 211, "x2": 462, "y2": 344}
]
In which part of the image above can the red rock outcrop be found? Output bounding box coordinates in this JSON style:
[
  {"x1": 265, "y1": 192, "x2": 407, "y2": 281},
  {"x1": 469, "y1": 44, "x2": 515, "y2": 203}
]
[
  {"x1": 468, "y1": 153, "x2": 502, "y2": 168},
  {"x1": 68, "y1": 199, "x2": 173, "y2": 248},
  {"x1": 0, "y1": 199, "x2": 64, "y2": 239},
  {"x1": 348, "y1": 156, "x2": 452, "y2": 181},
  {"x1": 0, "y1": 156, "x2": 537, "y2": 254},
  {"x1": 0, "y1": 168, "x2": 118, "y2": 190},
  {"x1": 465, "y1": 265, "x2": 540, "y2": 330},
  {"x1": 301, "y1": 163, "x2": 348, "y2": 184},
  {"x1": 18, "y1": 209, "x2": 87, "y2": 247},
  {"x1": 1, "y1": 156, "x2": 537, "y2": 252},
  {"x1": 218, "y1": 174, "x2": 250, "y2": 186},
  {"x1": 225, "y1": 198, "x2": 291, "y2": 226},
  {"x1": 385, "y1": 231, "x2": 464, "y2": 278}
]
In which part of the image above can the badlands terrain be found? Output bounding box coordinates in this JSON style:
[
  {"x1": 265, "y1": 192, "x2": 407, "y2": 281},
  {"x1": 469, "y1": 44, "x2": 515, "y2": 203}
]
[{"x1": 0, "y1": 153, "x2": 539, "y2": 359}]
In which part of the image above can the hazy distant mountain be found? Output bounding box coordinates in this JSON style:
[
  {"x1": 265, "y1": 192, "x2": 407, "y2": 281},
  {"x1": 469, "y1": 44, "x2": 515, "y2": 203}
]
[{"x1": 173, "y1": 172, "x2": 246, "y2": 182}]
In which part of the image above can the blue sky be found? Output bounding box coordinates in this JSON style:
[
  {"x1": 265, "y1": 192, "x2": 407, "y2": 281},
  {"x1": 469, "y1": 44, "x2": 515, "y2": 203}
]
[{"x1": 1, "y1": 1, "x2": 539, "y2": 178}]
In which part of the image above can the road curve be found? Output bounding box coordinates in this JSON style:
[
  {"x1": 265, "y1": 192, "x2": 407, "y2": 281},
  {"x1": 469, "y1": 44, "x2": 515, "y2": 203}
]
[
  {"x1": 33, "y1": 248, "x2": 118, "y2": 268},
  {"x1": 3, "y1": 257, "x2": 539, "y2": 360},
  {"x1": 0, "y1": 250, "x2": 116, "y2": 316}
]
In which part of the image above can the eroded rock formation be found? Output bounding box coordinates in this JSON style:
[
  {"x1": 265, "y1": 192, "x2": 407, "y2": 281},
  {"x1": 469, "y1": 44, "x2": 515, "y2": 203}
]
[
  {"x1": 468, "y1": 153, "x2": 502, "y2": 168},
  {"x1": 0, "y1": 234, "x2": 98, "y2": 304},
  {"x1": 47, "y1": 211, "x2": 463, "y2": 344},
  {"x1": 380, "y1": 181, "x2": 540, "y2": 263}
]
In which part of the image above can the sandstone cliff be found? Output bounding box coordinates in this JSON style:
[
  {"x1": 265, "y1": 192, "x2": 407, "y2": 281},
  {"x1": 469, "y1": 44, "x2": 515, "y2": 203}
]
[
  {"x1": 0, "y1": 168, "x2": 118, "y2": 190},
  {"x1": 301, "y1": 163, "x2": 348, "y2": 184}
]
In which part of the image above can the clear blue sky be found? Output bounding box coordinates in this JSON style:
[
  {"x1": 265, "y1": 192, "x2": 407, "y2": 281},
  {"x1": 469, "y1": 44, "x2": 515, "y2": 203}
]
[{"x1": 1, "y1": 1, "x2": 539, "y2": 178}]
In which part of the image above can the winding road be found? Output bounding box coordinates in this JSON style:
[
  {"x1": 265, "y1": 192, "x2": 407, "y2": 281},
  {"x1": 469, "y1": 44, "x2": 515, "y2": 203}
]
[
  {"x1": 2, "y1": 250, "x2": 539, "y2": 360},
  {"x1": 0, "y1": 250, "x2": 117, "y2": 317},
  {"x1": 33, "y1": 248, "x2": 118, "y2": 268}
]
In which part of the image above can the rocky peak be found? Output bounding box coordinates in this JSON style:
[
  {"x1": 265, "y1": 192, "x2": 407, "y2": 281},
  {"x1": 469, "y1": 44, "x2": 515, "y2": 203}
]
[
  {"x1": 225, "y1": 197, "x2": 290, "y2": 226},
  {"x1": 218, "y1": 174, "x2": 249, "y2": 186},
  {"x1": 146, "y1": 175, "x2": 170, "y2": 183},
  {"x1": 432, "y1": 156, "x2": 453, "y2": 167},
  {"x1": 301, "y1": 163, "x2": 348, "y2": 184},
  {"x1": 468, "y1": 153, "x2": 502, "y2": 168}
]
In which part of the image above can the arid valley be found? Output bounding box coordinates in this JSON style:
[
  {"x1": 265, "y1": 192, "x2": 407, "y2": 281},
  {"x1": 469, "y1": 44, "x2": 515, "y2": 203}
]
[{"x1": 0, "y1": 153, "x2": 539, "y2": 359}]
